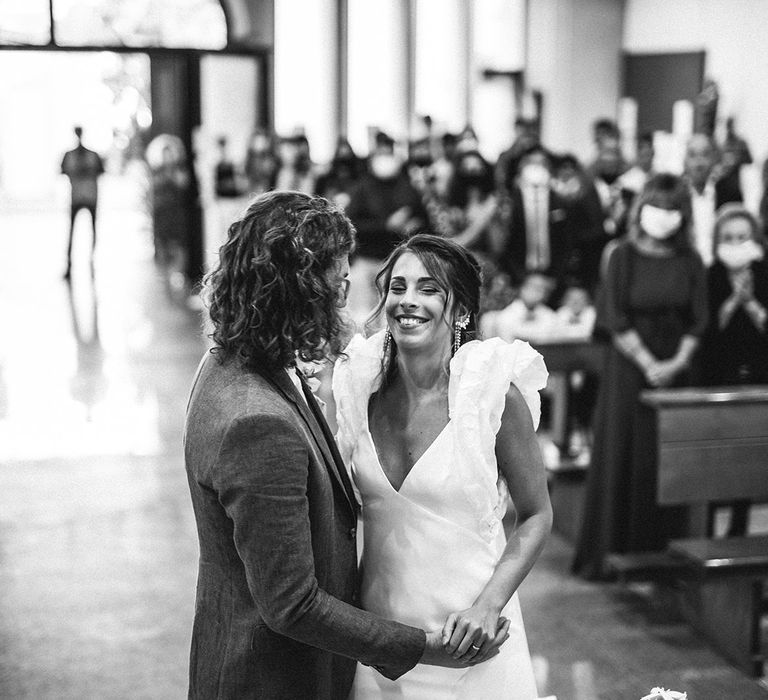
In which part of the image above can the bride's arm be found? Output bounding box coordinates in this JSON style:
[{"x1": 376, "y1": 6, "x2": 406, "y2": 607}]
[{"x1": 443, "y1": 383, "x2": 552, "y2": 660}]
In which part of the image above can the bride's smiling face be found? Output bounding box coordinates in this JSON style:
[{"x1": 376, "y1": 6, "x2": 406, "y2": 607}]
[{"x1": 385, "y1": 252, "x2": 454, "y2": 353}]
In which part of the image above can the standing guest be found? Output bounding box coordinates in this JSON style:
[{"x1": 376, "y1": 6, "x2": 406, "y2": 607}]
[
  {"x1": 244, "y1": 129, "x2": 278, "y2": 195},
  {"x1": 316, "y1": 137, "x2": 362, "y2": 210},
  {"x1": 213, "y1": 135, "x2": 242, "y2": 199},
  {"x1": 618, "y1": 133, "x2": 656, "y2": 201},
  {"x1": 432, "y1": 132, "x2": 458, "y2": 200},
  {"x1": 550, "y1": 153, "x2": 605, "y2": 292},
  {"x1": 150, "y1": 142, "x2": 190, "y2": 270},
  {"x1": 684, "y1": 133, "x2": 743, "y2": 267},
  {"x1": 275, "y1": 134, "x2": 316, "y2": 194},
  {"x1": 345, "y1": 132, "x2": 426, "y2": 326},
  {"x1": 61, "y1": 125, "x2": 105, "y2": 280},
  {"x1": 701, "y1": 204, "x2": 768, "y2": 538},
  {"x1": 495, "y1": 117, "x2": 540, "y2": 198},
  {"x1": 573, "y1": 174, "x2": 708, "y2": 580},
  {"x1": 701, "y1": 204, "x2": 768, "y2": 385},
  {"x1": 445, "y1": 150, "x2": 504, "y2": 271},
  {"x1": 588, "y1": 135, "x2": 628, "y2": 239},
  {"x1": 184, "y1": 192, "x2": 486, "y2": 699},
  {"x1": 497, "y1": 145, "x2": 578, "y2": 292}
]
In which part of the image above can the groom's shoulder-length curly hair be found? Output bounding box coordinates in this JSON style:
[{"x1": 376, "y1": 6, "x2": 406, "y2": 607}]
[{"x1": 205, "y1": 190, "x2": 355, "y2": 371}]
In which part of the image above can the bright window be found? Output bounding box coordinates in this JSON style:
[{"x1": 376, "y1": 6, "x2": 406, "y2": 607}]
[
  {"x1": 52, "y1": 0, "x2": 227, "y2": 49},
  {"x1": 0, "y1": 0, "x2": 51, "y2": 45}
]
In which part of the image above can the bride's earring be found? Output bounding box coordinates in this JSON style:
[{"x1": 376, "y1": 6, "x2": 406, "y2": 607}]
[
  {"x1": 383, "y1": 328, "x2": 392, "y2": 357},
  {"x1": 453, "y1": 316, "x2": 469, "y2": 355}
]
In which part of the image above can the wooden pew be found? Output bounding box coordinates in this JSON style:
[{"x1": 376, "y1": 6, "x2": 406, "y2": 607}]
[{"x1": 639, "y1": 385, "x2": 768, "y2": 677}]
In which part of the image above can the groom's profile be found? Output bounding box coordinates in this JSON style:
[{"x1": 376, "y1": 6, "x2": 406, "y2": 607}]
[{"x1": 184, "y1": 192, "x2": 468, "y2": 699}]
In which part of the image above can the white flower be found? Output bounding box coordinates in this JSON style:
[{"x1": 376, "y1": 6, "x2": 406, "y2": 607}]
[{"x1": 640, "y1": 687, "x2": 687, "y2": 700}]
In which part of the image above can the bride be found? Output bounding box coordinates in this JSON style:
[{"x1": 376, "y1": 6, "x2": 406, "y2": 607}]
[{"x1": 334, "y1": 234, "x2": 552, "y2": 699}]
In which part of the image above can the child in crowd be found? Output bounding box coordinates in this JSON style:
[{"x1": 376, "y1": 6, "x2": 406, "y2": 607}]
[
  {"x1": 553, "y1": 283, "x2": 596, "y2": 340},
  {"x1": 480, "y1": 271, "x2": 556, "y2": 343}
]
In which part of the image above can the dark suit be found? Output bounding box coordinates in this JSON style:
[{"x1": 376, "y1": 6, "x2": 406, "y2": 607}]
[
  {"x1": 499, "y1": 184, "x2": 579, "y2": 286},
  {"x1": 184, "y1": 352, "x2": 425, "y2": 699}
]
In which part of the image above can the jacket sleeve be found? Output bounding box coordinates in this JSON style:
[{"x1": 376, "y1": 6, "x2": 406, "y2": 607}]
[{"x1": 211, "y1": 413, "x2": 426, "y2": 680}]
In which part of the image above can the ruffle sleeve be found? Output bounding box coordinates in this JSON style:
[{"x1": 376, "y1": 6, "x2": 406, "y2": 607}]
[
  {"x1": 449, "y1": 337, "x2": 548, "y2": 432},
  {"x1": 331, "y1": 330, "x2": 387, "y2": 470}
]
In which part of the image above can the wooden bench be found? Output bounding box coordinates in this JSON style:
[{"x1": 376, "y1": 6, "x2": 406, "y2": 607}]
[{"x1": 638, "y1": 386, "x2": 768, "y2": 677}]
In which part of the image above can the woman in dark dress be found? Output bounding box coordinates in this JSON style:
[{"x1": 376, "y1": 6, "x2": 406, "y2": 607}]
[
  {"x1": 573, "y1": 173, "x2": 708, "y2": 580},
  {"x1": 700, "y1": 203, "x2": 768, "y2": 536}
]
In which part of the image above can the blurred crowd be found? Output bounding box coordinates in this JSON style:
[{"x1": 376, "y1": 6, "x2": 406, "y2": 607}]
[{"x1": 138, "y1": 111, "x2": 768, "y2": 578}]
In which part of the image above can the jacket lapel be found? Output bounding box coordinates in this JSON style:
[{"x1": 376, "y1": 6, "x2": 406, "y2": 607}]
[{"x1": 263, "y1": 366, "x2": 359, "y2": 516}]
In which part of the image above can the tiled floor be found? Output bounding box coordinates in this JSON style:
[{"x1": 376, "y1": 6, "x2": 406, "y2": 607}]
[{"x1": 0, "y1": 175, "x2": 766, "y2": 699}]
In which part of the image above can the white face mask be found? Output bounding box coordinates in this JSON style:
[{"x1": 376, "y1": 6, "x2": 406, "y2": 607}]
[
  {"x1": 520, "y1": 163, "x2": 550, "y2": 187},
  {"x1": 717, "y1": 239, "x2": 764, "y2": 270},
  {"x1": 371, "y1": 154, "x2": 401, "y2": 179},
  {"x1": 640, "y1": 205, "x2": 682, "y2": 240}
]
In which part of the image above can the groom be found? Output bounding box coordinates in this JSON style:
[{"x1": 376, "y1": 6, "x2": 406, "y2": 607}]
[{"x1": 184, "y1": 192, "x2": 489, "y2": 699}]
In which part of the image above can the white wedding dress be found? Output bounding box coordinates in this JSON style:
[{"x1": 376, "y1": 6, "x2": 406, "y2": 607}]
[{"x1": 333, "y1": 331, "x2": 548, "y2": 700}]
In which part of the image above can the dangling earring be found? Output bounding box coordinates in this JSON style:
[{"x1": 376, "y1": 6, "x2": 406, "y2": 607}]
[
  {"x1": 383, "y1": 328, "x2": 392, "y2": 357},
  {"x1": 453, "y1": 317, "x2": 469, "y2": 355}
]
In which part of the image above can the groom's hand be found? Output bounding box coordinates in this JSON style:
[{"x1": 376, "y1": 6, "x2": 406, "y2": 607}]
[
  {"x1": 420, "y1": 630, "x2": 498, "y2": 668},
  {"x1": 443, "y1": 608, "x2": 511, "y2": 664}
]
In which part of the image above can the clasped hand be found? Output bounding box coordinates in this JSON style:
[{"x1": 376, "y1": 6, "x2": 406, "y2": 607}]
[{"x1": 423, "y1": 606, "x2": 510, "y2": 668}]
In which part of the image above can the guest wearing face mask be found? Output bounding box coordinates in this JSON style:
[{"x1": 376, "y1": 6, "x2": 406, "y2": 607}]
[
  {"x1": 550, "y1": 153, "x2": 605, "y2": 292},
  {"x1": 443, "y1": 150, "x2": 504, "y2": 271},
  {"x1": 702, "y1": 204, "x2": 768, "y2": 385},
  {"x1": 345, "y1": 131, "x2": 427, "y2": 327},
  {"x1": 573, "y1": 174, "x2": 708, "y2": 580},
  {"x1": 497, "y1": 145, "x2": 578, "y2": 293},
  {"x1": 699, "y1": 205, "x2": 768, "y2": 538}
]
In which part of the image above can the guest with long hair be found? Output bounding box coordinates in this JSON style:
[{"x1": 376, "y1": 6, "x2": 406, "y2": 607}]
[{"x1": 573, "y1": 174, "x2": 708, "y2": 580}]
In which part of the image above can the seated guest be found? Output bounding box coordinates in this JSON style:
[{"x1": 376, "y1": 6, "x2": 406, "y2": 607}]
[
  {"x1": 480, "y1": 271, "x2": 556, "y2": 343},
  {"x1": 700, "y1": 204, "x2": 768, "y2": 537},
  {"x1": 553, "y1": 283, "x2": 596, "y2": 340}
]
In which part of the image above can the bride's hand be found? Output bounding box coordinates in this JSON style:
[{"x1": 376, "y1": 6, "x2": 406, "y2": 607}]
[{"x1": 442, "y1": 607, "x2": 510, "y2": 663}]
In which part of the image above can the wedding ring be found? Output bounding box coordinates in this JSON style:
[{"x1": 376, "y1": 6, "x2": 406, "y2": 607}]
[{"x1": 470, "y1": 644, "x2": 481, "y2": 651}]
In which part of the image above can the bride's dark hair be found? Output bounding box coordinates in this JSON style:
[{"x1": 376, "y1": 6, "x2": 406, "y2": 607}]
[{"x1": 368, "y1": 234, "x2": 483, "y2": 381}]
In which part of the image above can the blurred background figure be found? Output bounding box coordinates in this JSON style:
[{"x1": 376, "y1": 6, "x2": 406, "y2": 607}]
[
  {"x1": 550, "y1": 153, "x2": 605, "y2": 292},
  {"x1": 61, "y1": 125, "x2": 105, "y2": 280},
  {"x1": 573, "y1": 174, "x2": 707, "y2": 580},
  {"x1": 701, "y1": 204, "x2": 768, "y2": 386},
  {"x1": 496, "y1": 145, "x2": 579, "y2": 298},
  {"x1": 146, "y1": 134, "x2": 191, "y2": 292},
  {"x1": 700, "y1": 204, "x2": 768, "y2": 539},
  {"x1": 495, "y1": 117, "x2": 541, "y2": 198},
  {"x1": 275, "y1": 133, "x2": 315, "y2": 193},
  {"x1": 444, "y1": 149, "x2": 503, "y2": 272},
  {"x1": 315, "y1": 136, "x2": 362, "y2": 210},
  {"x1": 345, "y1": 131, "x2": 425, "y2": 328},
  {"x1": 244, "y1": 128, "x2": 278, "y2": 196},
  {"x1": 684, "y1": 133, "x2": 743, "y2": 267},
  {"x1": 213, "y1": 135, "x2": 242, "y2": 199},
  {"x1": 481, "y1": 271, "x2": 557, "y2": 344}
]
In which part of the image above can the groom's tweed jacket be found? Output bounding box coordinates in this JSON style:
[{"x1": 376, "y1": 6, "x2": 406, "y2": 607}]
[{"x1": 184, "y1": 351, "x2": 424, "y2": 699}]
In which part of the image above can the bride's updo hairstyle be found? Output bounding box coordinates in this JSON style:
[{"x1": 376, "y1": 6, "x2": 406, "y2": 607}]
[
  {"x1": 205, "y1": 190, "x2": 355, "y2": 371},
  {"x1": 369, "y1": 234, "x2": 483, "y2": 378}
]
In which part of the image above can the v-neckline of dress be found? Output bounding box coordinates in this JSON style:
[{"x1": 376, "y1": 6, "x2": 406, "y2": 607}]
[{"x1": 364, "y1": 406, "x2": 451, "y2": 495}]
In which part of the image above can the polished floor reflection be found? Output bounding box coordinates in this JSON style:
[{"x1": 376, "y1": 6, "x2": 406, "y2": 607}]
[{"x1": 0, "y1": 177, "x2": 766, "y2": 699}]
